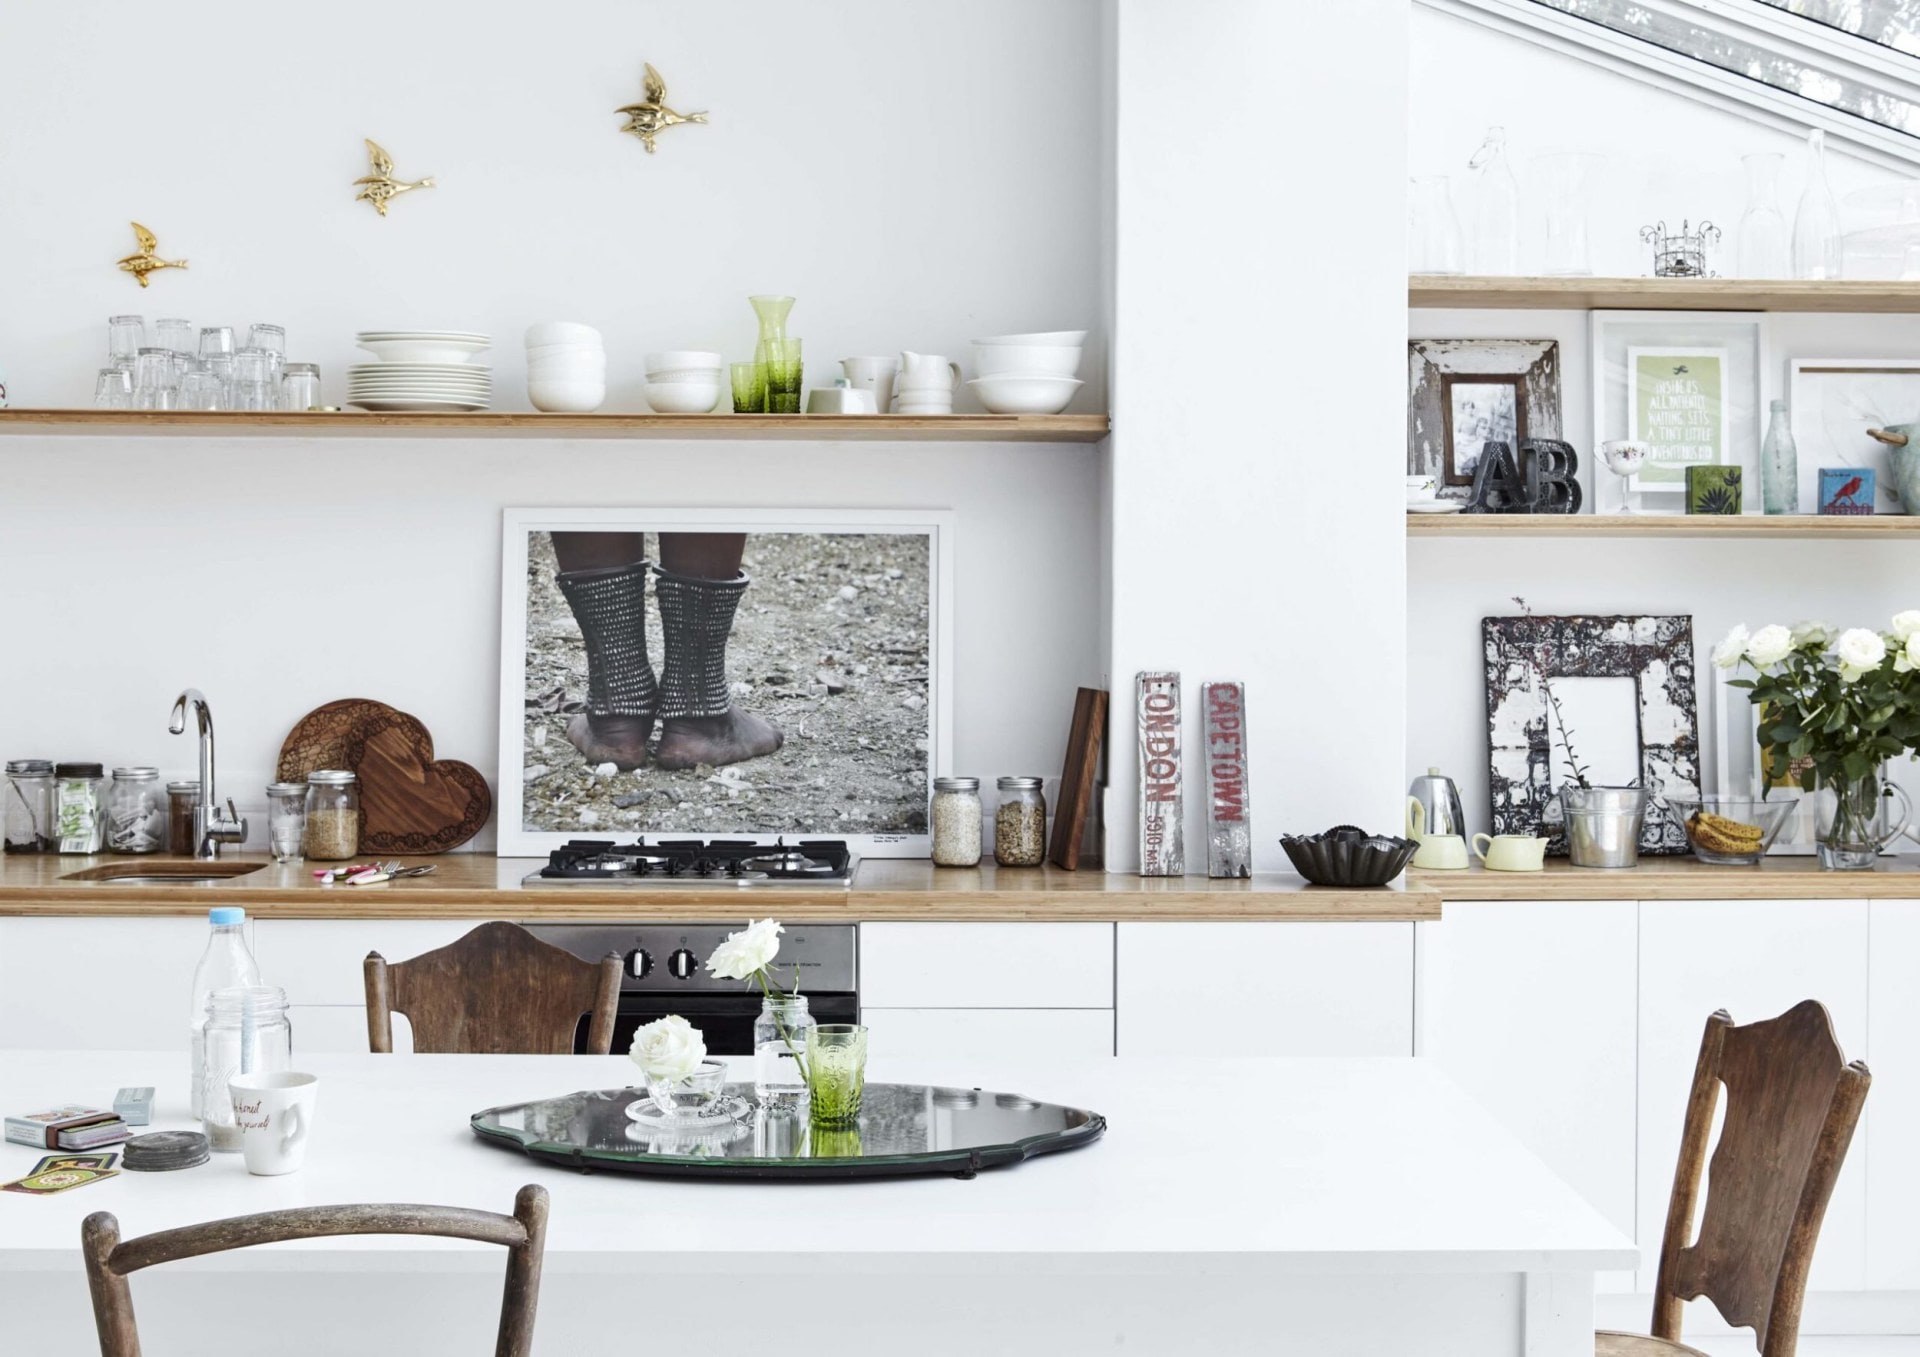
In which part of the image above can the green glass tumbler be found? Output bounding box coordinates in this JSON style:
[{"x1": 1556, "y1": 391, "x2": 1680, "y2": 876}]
[
  {"x1": 731, "y1": 361, "x2": 765, "y2": 414},
  {"x1": 805, "y1": 1022, "x2": 868, "y2": 1130},
  {"x1": 764, "y1": 337, "x2": 803, "y2": 415}
]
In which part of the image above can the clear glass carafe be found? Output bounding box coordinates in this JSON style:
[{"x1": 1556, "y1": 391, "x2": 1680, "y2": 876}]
[
  {"x1": 1818, "y1": 768, "x2": 1914, "y2": 870},
  {"x1": 1737, "y1": 153, "x2": 1791, "y2": 278},
  {"x1": 1532, "y1": 151, "x2": 1604, "y2": 276},
  {"x1": 1468, "y1": 127, "x2": 1520, "y2": 274},
  {"x1": 1793, "y1": 129, "x2": 1843, "y2": 280},
  {"x1": 5, "y1": 760, "x2": 55, "y2": 853},
  {"x1": 1408, "y1": 176, "x2": 1465, "y2": 275},
  {"x1": 200, "y1": 985, "x2": 291, "y2": 1151},
  {"x1": 754, "y1": 992, "x2": 814, "y2": 1104},
  {"x1": 748, "y1": 295, "x2": 795, "y2": 414}
]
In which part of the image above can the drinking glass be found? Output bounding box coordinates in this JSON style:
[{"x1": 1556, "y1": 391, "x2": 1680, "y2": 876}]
[
  {"x1": 108, "y1": 315, "x2": 146, "y2": 365},
  {"x1": 764, "y1": 338, "x2": 803, "y2": 414},
  {"x1": 154, "y1": 318, "x2": 195, "y2": 356},
  {"x1": 249, "y1": 324, "x2": 287, "y2": 388},
  {"x1": 93, "y1": 368, "x2": 133, "y2": 409},
  {"x1": 178, "y1": 368, "x2": 224, "y2": 411},
  {"x1": 229, "y1": 347, "x2": 276, "y2": 411},
  {"x1": 199, "y1": 326, "x2": 235, "y2": 360},
  {"x1": 279, "y1": 363, "x2": 320, "y2": 411},
  {"x1": 133, "y1": 348, "x2": 178, "y2": 410},
  {"x1": 805, "y1": 1023, "x2": 868, "y2": 1130},
  {"x1": 731, "y1": 361, "x2": 765, "y2": 413}
]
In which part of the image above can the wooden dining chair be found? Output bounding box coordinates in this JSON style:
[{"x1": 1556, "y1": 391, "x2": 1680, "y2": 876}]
[
  {"x1": 364, "y1": 920, "x2": 621, "y2": 1054},
  {"x1": 1597, "y1": 999, "x2": 1870, "y2": 1357},
  {"x1": 82, "y1": 1185, "x2": 549, "y2": 1357}
]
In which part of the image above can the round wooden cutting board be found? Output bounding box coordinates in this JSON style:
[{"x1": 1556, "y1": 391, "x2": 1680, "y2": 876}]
[{"x1": 277, "y1": 699, "x2": 492, "y2": 854}]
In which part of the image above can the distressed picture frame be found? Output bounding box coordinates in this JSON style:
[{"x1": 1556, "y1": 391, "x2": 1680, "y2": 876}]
[{"x1": 1408, "y1": 339, "x2": 1562, "y2": 495}]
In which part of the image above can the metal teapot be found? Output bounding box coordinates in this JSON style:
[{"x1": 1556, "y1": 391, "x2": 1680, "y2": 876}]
[{"x1": 1406, "y1": 767, "x2": 1467, "y2": 840}]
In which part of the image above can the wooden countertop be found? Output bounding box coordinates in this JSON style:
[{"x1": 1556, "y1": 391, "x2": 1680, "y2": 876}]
[
  {"x1": 0, "y1": 854, "x2": 1439, "y2": 921},
  {"x1": 1414, "y1": 856, "x2": 1920, "y2": 901}
]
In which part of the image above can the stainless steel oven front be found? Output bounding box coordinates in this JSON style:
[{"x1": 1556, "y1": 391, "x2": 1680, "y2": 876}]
[{"x1": 521, "y1": 922, "x2": 858, "y2": 1055}]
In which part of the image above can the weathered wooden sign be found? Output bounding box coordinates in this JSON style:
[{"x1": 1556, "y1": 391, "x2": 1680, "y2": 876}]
[
  {"x1": 1137, "y1": 671, "x2": 1183, "y2": 876},
  {"x1": 1202, "y1": 681, "x2": 1251, "y2": 878}
]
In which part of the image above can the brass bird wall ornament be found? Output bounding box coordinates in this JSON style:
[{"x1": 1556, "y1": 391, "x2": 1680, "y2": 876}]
[
  {"x1": 116, "y1": 222, "x2": 187, "y2": 288},
  {"x1": 615, "y1": 62, "x2": 707, "y2": 153},
  {"x1": 354, "y1": 139, "x2": 436, "y2": 216}
]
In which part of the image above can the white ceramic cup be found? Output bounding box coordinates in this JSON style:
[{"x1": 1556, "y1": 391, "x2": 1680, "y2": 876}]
[
  {"x1": 229, "y1": 1071, "x2": 318, "y2": 1176},
  {"x1": 840, "y1": 357, "x2": 899, "y2": 413},
  {"x1": 1405, "y1": 475, "x2": 1438, "y2": 502}
]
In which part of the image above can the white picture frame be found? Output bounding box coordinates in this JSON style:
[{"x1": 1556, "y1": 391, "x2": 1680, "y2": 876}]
[
  {"x1": 498, "y1": 507, "x2": 955, "y2": 859},
  {"x1": 1590, "y1": 310, "x2": 1771, "y2": 503},
  {"x1": 1787, "y1": 358, "x2": 1919, "y2": 514}
]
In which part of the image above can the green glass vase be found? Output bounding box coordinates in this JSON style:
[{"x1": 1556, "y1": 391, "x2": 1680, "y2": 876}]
[{"x1": 748, "y1": 295, "x2": 794, "y2": 414}]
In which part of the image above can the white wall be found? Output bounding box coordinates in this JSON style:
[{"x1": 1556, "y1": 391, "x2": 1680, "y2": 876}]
[
  {"x1": 1107, "y1": 0, "x2": 1408, "y2": 869},
  {"x1": 1408, "y1": 10, "x2": 1920, "y2": 833},
  {"x1": 0, "y1": 0, "x2": 1107, "y2": 846}
]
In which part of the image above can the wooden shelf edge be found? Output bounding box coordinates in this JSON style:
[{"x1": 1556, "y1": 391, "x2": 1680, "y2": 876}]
[
  {"x1": 1410, "y1": 274, "x2": 1920, "y2": 313},
  {"x1": 1415, "y1": 859, "x2": 1920, "y2": 901},
  {"x1": 0, "y1": 409, "x2": 1111, "y2": 443},
  {"x1": 1408, "y1": 512, "x2": 1920, "y2": 539}
]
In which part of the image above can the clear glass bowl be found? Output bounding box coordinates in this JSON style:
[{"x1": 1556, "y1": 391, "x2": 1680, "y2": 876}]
[
  {"x1": 1667, "y1": 796, "x2": 1799, "y2": 865},
  {"x1": 645, "y1": 1060, "x2": 728, "y2": 1118}
]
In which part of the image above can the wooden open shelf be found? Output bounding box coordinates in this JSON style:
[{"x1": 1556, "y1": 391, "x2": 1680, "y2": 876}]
[
  {"x1": 1408, "y1": 512, "x2": 1920, "y2": 539},
  {"x1": 1410, "y1": 274, "x2": 1920, "y2": 313},
  {"x1": 0, "y1": 409, "x2": 1110, "y2": 443}
]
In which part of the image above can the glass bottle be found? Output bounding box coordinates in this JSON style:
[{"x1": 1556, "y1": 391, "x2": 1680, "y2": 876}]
[
  {"x1": 1468, "y1": 127, "x2": 1521, "y2": 274},
  {"x1": 1762, "y1": 398, "x2": 1799, "y2": 514},
  {"x1": 5, "y1": 760, "x2": 55, "y2": 854},
  {"x1": 1408, "y1": 176, "x2": 1465, "y2": 275},
  {"x1": 53, "y1": 762, "x2": 106, "y2": 853},
  {"x1": 930, "y1": 776, "x2": 983, "y2": 866},
  {"x1": 267, "y1": 782, "x2": 307, "y2": 863},
  {"x1": 1531, "y1": 151, "x2": 1605, "y2": 276},
  {"x1": 303, "y1": 769, "x2": 359, "y2": 861},
  {"x1": 754, "y1": 992, "x2": 814, "y2": 1104},
  {"x1": 748, "y1": 295, "x2": 795, "y2": 414},
  {"x1": 994, "y1": 775, "x2": 1048, "y2": 867},
  {"x1": 200, "y1": 984, "x2": 291, "y2": 1151},
  {"x1": 189, "y1": 907, "x2": 262, "y2": 1120},
  {"x1": 105, "y1": 766, "x2": 166, "y2": 854},
  {"x1": 167, "y1": 781, "x2": 201, "y2": 855},
  {"x1": 1737, "y1": 153, "x2": 1791, "y2": 278},
  {"x1": 1793, "y1": 128, "x2": 1843, "y2": 281}
]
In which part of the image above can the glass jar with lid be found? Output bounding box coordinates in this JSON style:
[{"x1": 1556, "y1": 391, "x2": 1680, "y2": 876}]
[
  {"x1": 5, "y1": 760, "x2": 55, "y2": 853},
  {"x1": 199, "y1": 984, "x2": 291, "y2": 1152},
  {"x1": 54, "y1": 762, "x2": 107, "y2": 853},
  {"x1": 167, "y1": 781, "x2": 201, "y2": 855},
  {"x1": 993, "y1": 776, "x2": 1048, "y2": 867},
  {"x1": 266, "y1": 782, "x2": 306, "y2": 863},
  {"x1": 106, "y1": 766, "x2": 166, "y2": 854},
  {"x1": 930, "y1": 776, "x2": 983, "y2": 866},
  {"x1": 303, "y1": 769, "x2": 359, "y2": 861}
]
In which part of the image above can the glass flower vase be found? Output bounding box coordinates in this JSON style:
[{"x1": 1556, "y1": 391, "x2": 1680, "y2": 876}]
[
  {"x1": 1737, "y1": 152, "x2": 1791, "y2": 279},
  {"x1": 1817, "y1": 768, "x2": 1914, "y2": 870},
  {"x1": 754, "y1": 992, "x2": 813, "y2": 1104}
]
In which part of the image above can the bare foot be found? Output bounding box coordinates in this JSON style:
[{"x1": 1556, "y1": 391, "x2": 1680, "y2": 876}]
[
  {"x1": 654, "y1": 709, "x2": 784, "y2": 770},
  {"x1": 565, "y1": 713, "x2": 655, "y2": 771}
]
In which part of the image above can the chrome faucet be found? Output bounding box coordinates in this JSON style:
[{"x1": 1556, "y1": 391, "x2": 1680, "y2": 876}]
[{"x1": 168, "y1": 688, "x2": 248, "y2": 859}]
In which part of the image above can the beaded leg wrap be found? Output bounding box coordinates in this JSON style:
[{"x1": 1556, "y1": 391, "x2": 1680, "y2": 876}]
[
  {"x1": 555, "y1": 561, "x2": 659, "y2": 718},
  {"x1": 654, "y1": 569, "x2": 749, "y2": 720}
]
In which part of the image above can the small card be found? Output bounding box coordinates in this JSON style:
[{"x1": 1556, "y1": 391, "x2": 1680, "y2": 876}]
[
  {"x1": 31, "y1": 1153, "x2": 119, "y2": 1174},
  {"x1": 1, "y1": 1153, "x2": 120, "y2": 1195}
]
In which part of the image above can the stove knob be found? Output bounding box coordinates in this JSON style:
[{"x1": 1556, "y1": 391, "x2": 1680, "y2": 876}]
[
  {"x1": 626, "y1": 948, "x2": 652, "y2": 980},
  {"x1": 667, "y1": 947, "x2": 697, "y2": 979}
]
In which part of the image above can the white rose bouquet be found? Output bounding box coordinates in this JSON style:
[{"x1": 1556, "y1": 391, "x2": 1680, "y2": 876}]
[{"x1": 628, "y1": 1014, "x2": 707, "y2": 1084}]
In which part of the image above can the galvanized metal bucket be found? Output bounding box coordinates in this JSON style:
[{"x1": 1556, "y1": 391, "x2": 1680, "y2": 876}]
[{"x1": 1559, "y1": 785, "x2": 1647, "y2": 869}]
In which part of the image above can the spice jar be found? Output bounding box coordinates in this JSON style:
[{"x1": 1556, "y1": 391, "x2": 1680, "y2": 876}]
[
  {"x1": 5, "y1": 760, "x2": 55, "y2": 854},
  {"x1": 993, "y1": 776, "x2": 1048, "y2": 867},
  {"x1": 303, "y1": 769, "x2": 359, "y2": 861},
  {"x1": 266, "y1": 782, "x2": 306, "y2": 864},
  {"x1": 930, "y1": 776, "x2": 983, "y2": 866},
  {"x1": 54, "y1": 762, "x2": 106, "y2": 854},
  {"x1": 106, "y1": 766, "x2": 166, "y2": 854},
  {"x1": 167, "y1": 781, "x2": 201, "y2": 855}
]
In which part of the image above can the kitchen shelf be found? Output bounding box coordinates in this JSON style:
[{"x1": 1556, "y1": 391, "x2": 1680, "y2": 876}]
[
  {"x1": 1409, "y1": 274, "x2": 1920, "y2": 313},
  {"x1": 1415, "y1": 857, "x2": 1920, "y2": 901},
  {"x1": 0, "y1": 409, "x2": 1111, "y2": 443},
  {"x1": 1407, "y1": 512, "x2": 1920, "y2": 540}
]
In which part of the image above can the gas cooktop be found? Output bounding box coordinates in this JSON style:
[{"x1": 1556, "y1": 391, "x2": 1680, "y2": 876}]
[{"x1": 527, "y1": 838, "x2": 857, "y2": 888}]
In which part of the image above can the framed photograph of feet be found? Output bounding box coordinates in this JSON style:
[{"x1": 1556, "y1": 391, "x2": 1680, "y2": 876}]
[{"x1": 499, "y1": 508, "x2": 955, "y2": 857}]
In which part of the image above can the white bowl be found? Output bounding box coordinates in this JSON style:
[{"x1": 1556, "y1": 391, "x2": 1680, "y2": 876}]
[
  {"x1": 966, "y1": 375, "x2": 1083, "y2": 415},
  {"x1": 526, "y1": 341, "x2": 605, "y2": 361},
  {"x1": 893, "y1": 401, "x2": 953, "y2": 415},
  {"x1": 528, "y1": 379, "x2": 607, "y2": 413},
  {"x1": 525, "y1": 321, "x2": 602, "y2": 347},
  {"x1": 356, "y1": 337, "x2": 491, "y2": 365},
  {"x1": 972, "y1": 330, "x2": 1089, "y2": 348},
  {"x1": 970, "y1": 343, "x2": 1083, "y2": 379},
  {"x1": 528, "y1": 357, "x2": 608, "y2": 378},
  {"x1": 645, "y1": 380, "x2": 722, "y2": 413},
  {"x1": 643, "y1": 350, "x2": 724, "y2": 373}
]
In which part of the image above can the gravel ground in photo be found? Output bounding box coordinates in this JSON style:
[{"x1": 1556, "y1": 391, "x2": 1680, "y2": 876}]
[{"x1": 521, "y1": 530, "x2": 931, "y2": 837}]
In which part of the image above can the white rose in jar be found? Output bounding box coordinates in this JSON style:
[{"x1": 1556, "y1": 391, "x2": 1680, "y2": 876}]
[
  {"x1": 1835, "y1": 628, "x2": 1888, "y2": 681},
  {"x1": 705, "y1": 918, "x2": 783, "y2": 981},
  {"x1": 628, "y1": 1014, "x2": 707, "y2": 1084}
]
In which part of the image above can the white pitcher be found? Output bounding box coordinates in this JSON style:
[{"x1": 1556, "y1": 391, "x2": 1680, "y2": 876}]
[{"x1": 897, "y1": 351, "x2": 960, "y2": 394}]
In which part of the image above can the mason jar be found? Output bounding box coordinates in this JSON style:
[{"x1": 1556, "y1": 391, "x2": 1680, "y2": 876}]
[
  {"x1": 54, "y1": 762, "x2": 107, "y2": 853},
  {"x1": 993, "y1": 776, "x2": 1048, "y2": 867},
  {"x1": 930, "y1": 776, "x2": 983, "y2": 866},
  {"x1": 106, "y1": 766, "x2": 166, "y2": 854},
  {"x1": 167, "y1": 781, "x2": 201, "y2": 855},
  {"x1": 5, "y1": 760, "x2": 55, "y2": 853},
  {"x1": 200, "y1": 985, "x2": 292, "y2": 1152},
  {"x1": 303, "y1": 769, "x2": 359, "y2": 861},
  {"x1": 754, "y1": 992, "x2": 815, "y2": 1104}
]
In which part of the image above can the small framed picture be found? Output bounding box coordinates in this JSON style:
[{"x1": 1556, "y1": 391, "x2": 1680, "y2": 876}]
[
  {"x1": 1408, "y1": 339, "x2": 1562, "y2": 496},
  {"x1": 1626, "y1": 346, "x2": 1730, "y2": 494}
]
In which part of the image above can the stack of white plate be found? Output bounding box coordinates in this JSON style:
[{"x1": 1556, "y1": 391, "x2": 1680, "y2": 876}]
[{"x1": 349, "y1": 330, "x2": 492, "y2": 411}]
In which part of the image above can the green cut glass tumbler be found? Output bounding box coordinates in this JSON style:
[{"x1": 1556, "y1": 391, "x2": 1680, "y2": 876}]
[
  {"x1": 731, "y1": 361, "x2": 765, "y2": 414},
  {"x1": 764, "y1": 338, "x2": 803, "y2": 415},
  {"x1": 805, "y1": 1022, "x2": 868, "y2": 1130}
]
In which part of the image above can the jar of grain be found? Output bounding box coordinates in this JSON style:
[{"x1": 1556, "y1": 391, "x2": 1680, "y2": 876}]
[
  {"x1": 166, "y1": 781, "x2": 201, "y2": 856},
  {"x1": 303, "y1": 769, "x2": 359, "y2": 861},
  {"x1": 930, "y1": 776, "x2": 983, "y2": 866},
  {"x1": 106, "y1": 766, "x2": 166, "y2": 854},
  {"x1": 994, "y1": 776, "x2": 1048, "y2": 867}
]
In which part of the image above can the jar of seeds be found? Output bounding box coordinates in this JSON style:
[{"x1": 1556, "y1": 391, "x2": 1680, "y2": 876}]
[
  {"x1": 994, "y1": 776, "x2": 1048, "y2": 867},
  {"x1": 303, "y1": 769, "x2": 359, "y2": 861},
  {"x1": 106, "y1": 767, "x2": 166, "y2": 853},
  {"x1": 5, "y1": 760, "x2": 56, "y2": 853},
  {"x1": 930, "y1": 776, "x2": 983, "y2": 866},
  {"x1": 54, "y1": 762, "x2": 107, "y2": 853}
]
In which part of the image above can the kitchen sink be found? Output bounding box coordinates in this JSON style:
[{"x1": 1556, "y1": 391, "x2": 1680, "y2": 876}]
[{"x1": 61, "y1": 861, "x2": 266, "y2": 885}]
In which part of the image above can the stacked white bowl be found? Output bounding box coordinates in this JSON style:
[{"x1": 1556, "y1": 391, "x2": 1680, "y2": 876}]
[
  {"x1": 966, "y1": 329, "x2": 1087, "y2": 414},
  {"x1": 644, "y1": 351, "x2": 723, "y2": 413},
  {"x1": 526, "y1": 322, "x2": 605, "y2": 413}
]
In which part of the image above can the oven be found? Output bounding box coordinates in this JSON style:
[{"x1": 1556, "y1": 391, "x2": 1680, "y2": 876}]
[{"x1": 522, "y1": 922, "x2": 858, "y2": 1055}]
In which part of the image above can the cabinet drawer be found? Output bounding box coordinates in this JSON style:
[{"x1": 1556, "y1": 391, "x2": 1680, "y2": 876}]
[
  {"x1": 859, "y1": 923, "x2": 1113, "y2": 1008},
  {"x1": 0, "y1": 917, "x2": 219, "y2": 1051},
  {"x1": 254, "y1": 920, "x2": 491, "y2": 1006},
  {"x1": 864, "y1": 1008, "x2": 1113, "y2": 1060}
]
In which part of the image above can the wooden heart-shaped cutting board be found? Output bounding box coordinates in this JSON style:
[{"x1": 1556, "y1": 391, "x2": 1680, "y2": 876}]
[{"x1": 278, "y1": 699, "x2": 492, "y2": 854}]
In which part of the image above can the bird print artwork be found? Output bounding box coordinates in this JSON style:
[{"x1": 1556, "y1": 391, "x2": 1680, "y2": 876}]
[
  {"x1": 354, "y1": 139, "x2": 435, "y2": 216},
  {"x1": 116, "y1": 222, "x2": 187, "y2": 288},
  {"x1": 1819, "y1": 467, "x2": 1876, "y2": 516},
  {"x1": 616, "y1": 62, "x2": 707, "y2": 153}
]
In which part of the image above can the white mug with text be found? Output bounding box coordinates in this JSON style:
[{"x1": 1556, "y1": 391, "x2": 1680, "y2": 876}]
[{"x1": 229, "y1": 1070, "x2": 318, "y2": 1176}]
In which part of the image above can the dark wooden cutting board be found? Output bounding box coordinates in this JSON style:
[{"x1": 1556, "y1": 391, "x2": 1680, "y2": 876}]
[{"x1": 277, "y1": 699, "x2": 492, "y2": 854}]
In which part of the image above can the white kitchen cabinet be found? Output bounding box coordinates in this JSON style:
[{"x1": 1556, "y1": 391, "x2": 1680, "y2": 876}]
[
  {"x1": 860, "y1": 923, "x2": 1113, "y2": 1009},
  {"x1": 288, "y1": 1005, "x2": 394, "y2": 1055},
  {"x1": 0, "y1": 916, "x2": 242, "y2": 1051},
  {"x1": 1636, "y1": 899, "x2": 1870, "y2": 1291},
  {"x1": 865, "y1": 1007, "x2": 1113, "y2": 1060},
  {"x1": 1116, "y1": 923, "x2": 1414, "y2": 1057},
  {"x1": 1415, "y1": 899, "x2": 1638, "y2": 1277},
  {"x1": 1867, "y1": 900, "x2": 1920, "y2": 1289},
  {"x1": 253, "y1": 919, "x2": 490, "y2": 1007}
]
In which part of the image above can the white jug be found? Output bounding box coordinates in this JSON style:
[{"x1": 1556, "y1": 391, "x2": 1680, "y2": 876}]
[{"x1": 897, "y1": 351, "x2": 960, "y2": 394}]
